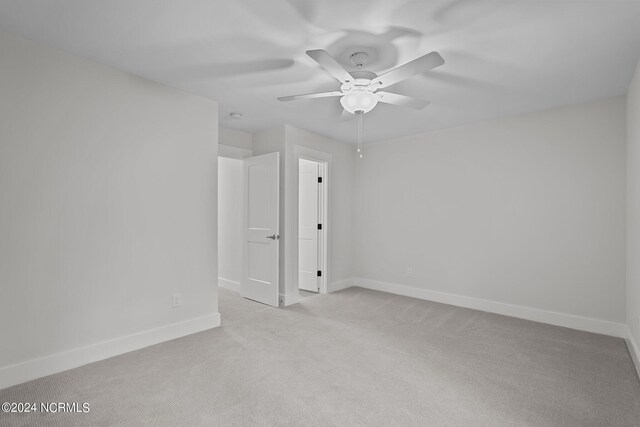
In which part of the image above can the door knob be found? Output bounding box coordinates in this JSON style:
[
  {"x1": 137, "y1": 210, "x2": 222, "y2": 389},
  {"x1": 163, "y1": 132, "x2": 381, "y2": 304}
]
[{"x1": 266, "y1": 234, "x2": 280, "y2": 240}]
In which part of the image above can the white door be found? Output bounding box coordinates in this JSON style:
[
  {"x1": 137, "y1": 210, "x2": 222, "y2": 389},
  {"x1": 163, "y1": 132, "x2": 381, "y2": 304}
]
[
  {"x1": 298, "y1": 159, "x2": 319, "y2": 292},
  {"x1": 242, "y1": 152, "x2": 279, "y2": 307}
]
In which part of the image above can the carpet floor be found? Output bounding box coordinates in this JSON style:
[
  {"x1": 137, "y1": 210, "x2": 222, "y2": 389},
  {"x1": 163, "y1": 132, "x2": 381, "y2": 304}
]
[{"x1": 1, "y1": 287, "x2": 639, "y2": 426}]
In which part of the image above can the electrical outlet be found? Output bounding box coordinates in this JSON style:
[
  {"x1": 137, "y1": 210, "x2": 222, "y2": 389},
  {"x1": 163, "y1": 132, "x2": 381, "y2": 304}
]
[
  {"x1": 406, "y1": 267, "x2": 414, "y2": 278},
  {"x1": 172, "y1": 293, "x2": 183, "y2": 308}
]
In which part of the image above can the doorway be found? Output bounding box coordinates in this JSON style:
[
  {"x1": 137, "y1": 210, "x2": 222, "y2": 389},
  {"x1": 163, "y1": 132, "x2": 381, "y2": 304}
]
[
  {"x1": 218, "y1": 154, "x2": 259, "y2": 318},
  {"x1": 297, "y1": 157, "x2": 327, "y2": 296},
  {"x1": 219, "y1": 145, "x2": 328, "y2": 307},
  {"x1": 218, "y1": 152, "x2": 280, "y2": 307},
  {"x1": 218, "y1": 156, "x2": 243, "y2": 294},
  {"x1": 218, "y1": 151, "x2": 280, "y2": 314}
]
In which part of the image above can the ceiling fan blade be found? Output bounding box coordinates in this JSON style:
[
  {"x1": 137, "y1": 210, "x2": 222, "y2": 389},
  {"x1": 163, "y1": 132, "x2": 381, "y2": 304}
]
[
  {"x1": 371, "y1": 52, "x2": 444, "y2": 89},
  {"x1": 377, "y1": 91, "x2": 431, "y2": 109},
  {"x1": 306, "y1": 49, "x2": 354, "y2": 83},
  {"x1": 278, "y1": 91, "x2": 343, "y2": 102}
]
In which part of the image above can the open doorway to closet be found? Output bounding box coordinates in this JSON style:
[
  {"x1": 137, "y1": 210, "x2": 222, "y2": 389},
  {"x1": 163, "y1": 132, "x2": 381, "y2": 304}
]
[{"x1": 297, "y1": 157, "x2": 328, "y2": 297}]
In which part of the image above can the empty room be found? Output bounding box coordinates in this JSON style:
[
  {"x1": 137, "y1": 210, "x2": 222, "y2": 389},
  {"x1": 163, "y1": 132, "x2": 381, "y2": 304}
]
[{"x1": 1, "y1": 1, "x2": 640, "y2": 425}]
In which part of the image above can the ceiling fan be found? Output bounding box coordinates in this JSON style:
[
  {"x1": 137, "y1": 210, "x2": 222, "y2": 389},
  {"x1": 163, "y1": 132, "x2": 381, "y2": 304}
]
[{"x1": 277, "y1": 49, "x2": 445, "y2": 118}]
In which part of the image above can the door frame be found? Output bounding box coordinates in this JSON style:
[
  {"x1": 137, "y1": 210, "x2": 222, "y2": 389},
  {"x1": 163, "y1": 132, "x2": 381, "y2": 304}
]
[{"x1": 290, "y1": 145, "x2": 331, "y2": 296}]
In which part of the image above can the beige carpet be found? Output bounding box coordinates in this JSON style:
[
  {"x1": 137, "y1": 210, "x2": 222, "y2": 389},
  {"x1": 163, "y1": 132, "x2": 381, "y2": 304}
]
[{"x1": 1, "y1": 287, "x2": 639, "y2": 426}]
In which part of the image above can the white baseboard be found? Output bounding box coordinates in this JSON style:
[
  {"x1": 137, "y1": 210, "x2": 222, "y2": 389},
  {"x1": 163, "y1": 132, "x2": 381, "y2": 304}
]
[
  {"x1": 328, "y1": 278, "x2": 356, "y2": 293},
  {"x1": 218, "y1": 277, "x2": 240, "y2": 293},
  {"x1": 626, "y1": 328, "x2": 640, "y2": 380},
  {"x1": 354, "y1": 278, "x2": 627, "y2": 338},
  {"x1": 0, "y1": 312, "x2": 221, "y2": 391}
]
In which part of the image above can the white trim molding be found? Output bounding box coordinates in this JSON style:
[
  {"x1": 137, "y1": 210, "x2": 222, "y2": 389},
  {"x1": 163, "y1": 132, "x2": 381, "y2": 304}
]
[
  {"x1": 218, "y1": 144, "x2": 252, "y2": 159},
  {"x1": 354, "y1": 278, "x2": 627, "y2": 338},
  {"x1": 218, "y1": 277, "x2": 240, "y2": 293},
  {"x1": 279, "y1": 292, "x2": 302, "y2": 307},
  {"x1": 0, "y1": 313, "x2": 221, "y2": 390},
  {"x1": 626, "y1": 329, "x2": 640, "y2": 380}
]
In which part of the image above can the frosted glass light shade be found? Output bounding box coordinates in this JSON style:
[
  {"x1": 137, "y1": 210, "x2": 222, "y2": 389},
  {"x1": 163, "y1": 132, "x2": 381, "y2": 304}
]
[{"x1": 340, "y1": 91, "x2": 378, "y2": 114}]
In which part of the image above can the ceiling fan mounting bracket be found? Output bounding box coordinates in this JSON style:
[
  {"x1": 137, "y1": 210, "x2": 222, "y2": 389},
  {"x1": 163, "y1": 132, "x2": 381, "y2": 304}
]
[{"x1": 350, "y1": 52, "x2": 369, "y2": 70}]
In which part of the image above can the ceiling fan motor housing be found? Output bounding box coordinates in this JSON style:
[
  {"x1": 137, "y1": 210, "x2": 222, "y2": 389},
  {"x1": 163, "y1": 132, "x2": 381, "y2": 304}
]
[{"x1": 348, "y1": 70, "x2": 377, "y2": 81}]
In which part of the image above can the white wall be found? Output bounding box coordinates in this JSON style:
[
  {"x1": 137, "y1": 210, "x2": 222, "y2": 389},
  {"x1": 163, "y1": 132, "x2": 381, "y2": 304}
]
[
  {"x1": 219, "y1": 127, "x2": 252, "y2": 150},
  {"x1": 355, "y1": 97, "x2": 627, "y2": 328},
  {"x1": 0, "y1": 31, "x2": 219, "y2": 388},
  {"x1": 628, "y1": 61, "x2": 640, "y2": 356},
  {"x1": 218, "y1": 157, "x2": 243, "y2": 289}
]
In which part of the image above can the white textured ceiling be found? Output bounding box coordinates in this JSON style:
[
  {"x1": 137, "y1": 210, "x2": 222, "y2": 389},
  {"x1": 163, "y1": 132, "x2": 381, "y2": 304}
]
[{"x1": 1, "y1": 0, "x2": 639, "y2": 143}]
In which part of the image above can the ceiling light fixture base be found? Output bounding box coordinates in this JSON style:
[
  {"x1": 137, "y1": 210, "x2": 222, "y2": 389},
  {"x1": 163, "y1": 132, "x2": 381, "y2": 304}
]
[{"x1": 350, "y1": 52, "x2": 369, "y2": 70}]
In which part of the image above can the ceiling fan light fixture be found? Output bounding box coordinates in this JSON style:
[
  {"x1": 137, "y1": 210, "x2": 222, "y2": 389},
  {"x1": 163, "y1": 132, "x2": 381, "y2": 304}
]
[{"x1": 340, "y1": 91, "x2": 378, "y2": 114}]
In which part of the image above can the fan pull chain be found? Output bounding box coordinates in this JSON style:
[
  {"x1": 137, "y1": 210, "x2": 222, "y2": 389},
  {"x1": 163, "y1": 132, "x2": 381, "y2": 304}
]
[{"x1": 357, "y1": 111, "x2": 363, "y2": 159}]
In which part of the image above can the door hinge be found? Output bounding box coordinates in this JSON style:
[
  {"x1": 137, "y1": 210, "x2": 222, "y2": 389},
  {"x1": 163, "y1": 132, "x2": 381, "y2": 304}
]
[
  {"x1": 317, "y1": 270, "x2": 322, "y2": 277},
  {"x1": 317, "y1": 177, "x2": 322, "y2": 183},
  {"x1": 317, "y1": 224, "x2": 322, "y2": 230}
]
